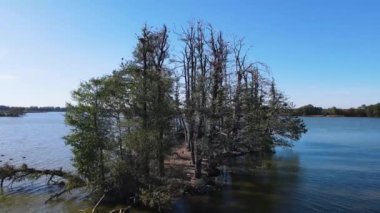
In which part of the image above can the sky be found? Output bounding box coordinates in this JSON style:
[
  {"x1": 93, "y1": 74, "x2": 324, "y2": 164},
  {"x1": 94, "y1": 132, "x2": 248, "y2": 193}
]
[{"x1": 0, "y1": 0, "x2": 379, "y2": 108}]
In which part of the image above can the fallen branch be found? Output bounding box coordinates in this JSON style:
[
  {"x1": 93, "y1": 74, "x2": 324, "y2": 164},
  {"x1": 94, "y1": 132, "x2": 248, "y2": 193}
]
[
  {"x1": 44, "y1": 188, "x2": 71, "y2": 204},
  {"x1": 0, "y1": 163, "x2": 86, "y2": 203},
  {"x1": 109, "y1": 206, "x2": 131, "y2": 213},
  {"x1": 92, "y1": 193, "x2": 105, "y2": 213}
]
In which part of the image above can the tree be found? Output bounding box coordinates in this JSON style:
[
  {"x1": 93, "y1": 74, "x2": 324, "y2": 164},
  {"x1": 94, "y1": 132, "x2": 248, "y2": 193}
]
[
  {"x1": 123, "y1": 25, "x2": 175, "y2": 179},
  {"x1": 65, "y1": 78, "x2": 110, "y2": 193},
  {"x1": 179, "y1": 22, "x2": 307, "y2": 176},
  {"x1": 265, "y1": 80, "x2": 307, "y2": 149}
]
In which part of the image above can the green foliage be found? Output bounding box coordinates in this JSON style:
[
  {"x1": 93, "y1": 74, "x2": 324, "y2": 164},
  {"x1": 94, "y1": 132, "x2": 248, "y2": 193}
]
[
  {"x1": 139, "y1": 187, "x2": 171, "y2": 212},
  {"x1": 65, "y1": 25, "x2": 176, "y2": 204}
]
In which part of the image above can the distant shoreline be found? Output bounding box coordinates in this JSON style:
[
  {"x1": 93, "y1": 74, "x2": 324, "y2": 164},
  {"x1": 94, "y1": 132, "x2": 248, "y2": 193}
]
[
  {"x1": 0, "y1": 105, "x2": 66, "y2": 117},
  {"x1": 293, "y1": 103, "x2": 380, "y2": 118},
  {"x1": 299, "y1": 115, "x2": 380, "y2": 118}
]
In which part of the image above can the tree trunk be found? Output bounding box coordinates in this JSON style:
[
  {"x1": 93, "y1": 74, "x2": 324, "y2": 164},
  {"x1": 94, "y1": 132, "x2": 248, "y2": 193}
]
[{"x1": 194, "y1": 158, "x2": 202, "y2": 179}]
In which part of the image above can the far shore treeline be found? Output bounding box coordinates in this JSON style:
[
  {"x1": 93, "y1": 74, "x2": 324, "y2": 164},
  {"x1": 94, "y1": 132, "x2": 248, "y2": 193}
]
[
  {"x1": 2, "y1": 103, "x2": 379, "y2": 118},
  {"x1": 0, "y1": 105, "x2": 66, "y2": 117},
  {"x1": 293, "y1": 103, "x2": 380, "y2": 117}
]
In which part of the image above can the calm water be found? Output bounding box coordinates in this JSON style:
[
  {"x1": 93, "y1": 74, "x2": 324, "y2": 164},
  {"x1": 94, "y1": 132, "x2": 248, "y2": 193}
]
[
  {"x1": 1, "y1": 113, "x2": 380, "y2": 212},
  {"x1": 0, "y1": 112, "x2": 72, "y2": 170}
]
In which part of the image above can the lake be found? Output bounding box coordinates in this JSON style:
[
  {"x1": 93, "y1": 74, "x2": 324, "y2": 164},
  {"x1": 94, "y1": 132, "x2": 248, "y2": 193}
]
[{"x1": 1, "y1": 113, "x2": 380, "y2": 212}]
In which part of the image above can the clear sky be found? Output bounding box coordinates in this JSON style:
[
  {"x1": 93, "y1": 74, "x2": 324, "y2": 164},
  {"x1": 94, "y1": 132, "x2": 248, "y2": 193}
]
[{"x1": 0, "y1": 0, "x2": 379, "y2": 108}]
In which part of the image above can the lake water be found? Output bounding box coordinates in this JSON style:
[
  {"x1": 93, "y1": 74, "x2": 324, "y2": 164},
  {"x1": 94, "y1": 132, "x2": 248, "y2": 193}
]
[{"x1": 1, "y1": 113, "x2": 380, "y2": 212}]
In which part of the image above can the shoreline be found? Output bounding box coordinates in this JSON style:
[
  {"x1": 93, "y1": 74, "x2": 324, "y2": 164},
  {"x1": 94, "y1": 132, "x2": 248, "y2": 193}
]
[{"x1": 299, "y1": 115, "x2": 380, "y2": 118}]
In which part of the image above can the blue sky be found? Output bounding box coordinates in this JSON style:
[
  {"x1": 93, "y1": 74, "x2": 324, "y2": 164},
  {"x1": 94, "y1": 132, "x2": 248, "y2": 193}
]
[{"x1": 0, "y1": 0, "x2": 379, "y2": 108}]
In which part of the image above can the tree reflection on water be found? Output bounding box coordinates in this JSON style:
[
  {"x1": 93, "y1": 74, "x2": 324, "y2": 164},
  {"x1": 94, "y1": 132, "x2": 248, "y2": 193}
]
[{"x1": 172, "y1": 150, "x2": 301, "y2": 213}]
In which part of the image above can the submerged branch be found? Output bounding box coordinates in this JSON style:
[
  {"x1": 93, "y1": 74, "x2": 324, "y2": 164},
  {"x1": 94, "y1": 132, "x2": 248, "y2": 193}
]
[
  {"x1": 0, "y1": 163, "x2": 85, "y2": 202},
  {"x1": 44, "y1": 188, "x2": 72, "y2": 204}
]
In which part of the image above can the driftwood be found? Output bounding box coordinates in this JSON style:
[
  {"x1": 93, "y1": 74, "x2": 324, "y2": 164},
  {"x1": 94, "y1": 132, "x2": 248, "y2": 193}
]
[
  {"x1": 109, "y1": 206, "x2": 131, "y2": 213},
  {"x1": 90, "y1": 193, "x2": 131, "y2": 213},
  {"x1": 92, "y1": 193, "x2": 105, "y2": 213},
  {"x1": 0, "y1": 163, "x2": 85, "y2": 202}
]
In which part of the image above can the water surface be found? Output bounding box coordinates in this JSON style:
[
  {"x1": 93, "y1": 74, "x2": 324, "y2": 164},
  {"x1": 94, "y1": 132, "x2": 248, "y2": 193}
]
[
  {"x1": 0, "y1": 112, "x2": 71, "y2": 170},
  {"x1": 1, "y1": 114, "x2": 379, "y2": 212},
  {"x1": 173, "y1": 117, "x2": 380, "y2": 212}
]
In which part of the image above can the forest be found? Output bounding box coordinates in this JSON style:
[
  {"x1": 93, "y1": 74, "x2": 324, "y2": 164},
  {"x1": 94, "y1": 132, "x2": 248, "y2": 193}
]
[
  {"x1": 1, "y1": 23, "x2": 307, "y2": 212},
  {"x1": 293, "y1": 104, "x2": 380, "y2": 117}
]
